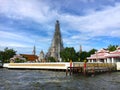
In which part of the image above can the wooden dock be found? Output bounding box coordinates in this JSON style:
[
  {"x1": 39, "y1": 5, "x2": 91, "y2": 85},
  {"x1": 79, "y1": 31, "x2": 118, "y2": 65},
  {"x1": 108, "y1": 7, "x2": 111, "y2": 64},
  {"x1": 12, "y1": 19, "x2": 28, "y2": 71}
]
[{"x1": 66, "y1": 62, "x2": 117, "y2": 76}]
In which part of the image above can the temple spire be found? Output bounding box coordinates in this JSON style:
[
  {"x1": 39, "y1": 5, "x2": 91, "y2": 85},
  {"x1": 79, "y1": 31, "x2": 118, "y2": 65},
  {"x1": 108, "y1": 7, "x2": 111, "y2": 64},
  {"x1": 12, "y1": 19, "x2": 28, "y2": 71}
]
[
  {"x1": 32, "y1": 45, "x2": 36, "y2": 55},
  {"x1": 80, "y1": 45, "x2": 82, "y2": 53},
  {"x1": 46, "y1": 20, "x2": 64, "y2": 61}
]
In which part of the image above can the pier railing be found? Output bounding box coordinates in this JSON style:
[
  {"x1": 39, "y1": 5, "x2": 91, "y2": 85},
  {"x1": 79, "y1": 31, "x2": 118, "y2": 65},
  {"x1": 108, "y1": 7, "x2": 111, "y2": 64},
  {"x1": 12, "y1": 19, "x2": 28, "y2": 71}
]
[
  {"x1": 86, "y1": 63, "x2": 116, "y2": 73},
  {"x1": 66, "y1": 62, "x2": 117, "y2": 76}
]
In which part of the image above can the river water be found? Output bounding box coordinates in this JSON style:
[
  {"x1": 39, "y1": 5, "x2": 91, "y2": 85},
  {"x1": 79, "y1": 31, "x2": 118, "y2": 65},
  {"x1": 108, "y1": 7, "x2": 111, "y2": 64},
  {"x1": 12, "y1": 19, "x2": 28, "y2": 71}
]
[{"x1": 0, "y1": 68, "x2": 120, "y2": 90}]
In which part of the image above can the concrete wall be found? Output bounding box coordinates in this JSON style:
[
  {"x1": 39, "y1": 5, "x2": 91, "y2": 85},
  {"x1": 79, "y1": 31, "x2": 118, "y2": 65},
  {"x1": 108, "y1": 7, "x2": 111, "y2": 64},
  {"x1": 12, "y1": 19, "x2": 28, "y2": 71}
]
[
  {"x1": 6, "y1": 62, "x2": 70, "y2": 70},
  {"x1": 116, "y1": 62, "x2": 120, "y2": 70},
  {"x1": 3, "y1": 63, "x2": 9, "y2": 68}
]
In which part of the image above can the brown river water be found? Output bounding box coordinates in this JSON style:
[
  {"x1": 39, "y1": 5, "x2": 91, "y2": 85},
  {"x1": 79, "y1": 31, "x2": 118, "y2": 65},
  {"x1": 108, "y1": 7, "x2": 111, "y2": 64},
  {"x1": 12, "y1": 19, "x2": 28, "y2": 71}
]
[{"x1": 0, "y1": 68, "x2": 120, "y2": 90}]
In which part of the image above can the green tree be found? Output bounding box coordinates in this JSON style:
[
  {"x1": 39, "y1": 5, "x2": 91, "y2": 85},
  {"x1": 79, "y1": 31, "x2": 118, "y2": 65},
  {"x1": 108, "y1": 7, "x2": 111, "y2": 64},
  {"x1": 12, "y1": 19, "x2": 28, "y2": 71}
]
[
  {"x1": 88, "y1": 49, "x2": 97, "y2": 57},
  {"x1": 0, "y1": 51, "x2": 4, "y2": 65},
  {"x1": 48, "y1": 57, "x2": 56, "y2": 62},
  {"x1": 76, "y1": 48, "x2": 97, "y2": 62},
  {"x1": 0, "y1": 47, "x2": 16, "y2": 63},
  {"x1": 15, "y1": 58, "x2": 26, "y2": 63},
  {"x1": 79, "y1": 51, "x2": 89, "y2": 62},
  {"x1": 60, "y1": 47, "x2": 77, "y2": 62},
  {"x1": 107, "y1": 44, "x2": 118, "y2": 51}
]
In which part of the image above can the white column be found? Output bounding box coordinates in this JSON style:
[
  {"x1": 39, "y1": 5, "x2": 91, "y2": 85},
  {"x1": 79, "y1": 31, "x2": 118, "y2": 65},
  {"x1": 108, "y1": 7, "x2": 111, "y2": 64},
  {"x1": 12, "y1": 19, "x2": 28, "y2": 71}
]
[
  {"x1": 92, "y1": 59, "x2": 93, "y2": 63},
  {"x1": 88, "y1": 60, "x2": 90, "y2": 62},
  {"x1": 104, "y1": 59, "x2": 106, "y2": 63},
  {"x1": 112, "y1": 58, "x2": 114, "y2": 63},
  {"x1": 107, "y1": 58, "x2": 110, "y2": 63}
]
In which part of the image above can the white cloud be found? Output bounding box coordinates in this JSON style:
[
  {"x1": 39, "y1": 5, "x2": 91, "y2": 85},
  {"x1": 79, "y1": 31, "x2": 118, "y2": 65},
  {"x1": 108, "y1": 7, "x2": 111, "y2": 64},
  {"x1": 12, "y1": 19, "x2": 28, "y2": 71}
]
[
  {"x1": 110, "y1": 30, "x2": 120, "y2": 37},
  {"x1": 59, "y1": 3, "x2": 120, "y2": 50},
  {"x1": 1, "y1": 0, "x2": 120, "y2": 37},
  {"x1": 0, "y1": 40, "x2": 29, "y2": 47},
  {"x1": 60, "y1": 2, "x2": 120, "y2": 38},
  {"x1": 0, "y1": 0, "x2": 120, "y2": 53},
  {"x1": 0, "y1": 0, "x2": 57, "y2": 24},
  {"x1": 0, "y1": 29, "x2": 33, "y2": 43}
]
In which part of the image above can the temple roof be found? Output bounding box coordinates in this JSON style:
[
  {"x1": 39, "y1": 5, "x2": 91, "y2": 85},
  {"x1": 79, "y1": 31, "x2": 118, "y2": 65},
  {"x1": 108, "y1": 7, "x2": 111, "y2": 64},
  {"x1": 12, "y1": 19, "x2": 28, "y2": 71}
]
[
  {"x1": 20, "y1": 54, "x2": 38, "y2": 61},
  {"x1": 87, "y1": 47, "x2": 120, "y2": 60}
]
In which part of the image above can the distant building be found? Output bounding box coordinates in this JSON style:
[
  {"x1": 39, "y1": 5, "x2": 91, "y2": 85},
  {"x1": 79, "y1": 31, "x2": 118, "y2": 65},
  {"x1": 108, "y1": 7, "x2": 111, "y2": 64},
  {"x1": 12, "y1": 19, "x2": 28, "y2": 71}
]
[
  {"x1": 38, "y1": 50, "x2": 45, "y2": 62},
  {"x1": 10, "y1": 45, "x2": 38, "y2": 62},
  {"x1": 32, "y1": 45, "x2": 36, "y2": 55},
  {"x1": 20, "y1": 54, "x2": 38, "y2": 62},
  {"x1": 87, "y1": 47, "x2": 120, "y2": 63},
  {"x1": 46, "y1": 20, "x2": 64, "y2": 62},
  {"x1": 10, "y1": 54, "x2": 26, "y2": 62},
  {"x1": 80, "y1": 45, "x2": 82, "y2": 53}
]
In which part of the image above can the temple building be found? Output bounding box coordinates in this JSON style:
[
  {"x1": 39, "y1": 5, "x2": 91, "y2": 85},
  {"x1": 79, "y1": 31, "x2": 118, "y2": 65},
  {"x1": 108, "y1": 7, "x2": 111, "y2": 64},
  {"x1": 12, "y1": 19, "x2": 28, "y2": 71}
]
[
  {"x1": 10, "y1": 54, "x2": 26, "y2": 62},
  {"x1": 46, "y1": 20, "x2": 64, "y2": 62},
  {"x1": 80, "y1": 45, "x2": 82, "y2": 53},
  {"x1": 87, "y1": 47, "x2": 120, "y2": 63},
  {"x1": 10, "y1": 46, "x2": 38, "y2": 62},
  {"x1": 20, "y1": 54, "x2": 38, "y2": 62},
  {"x1": 38, "y1": 50, "x2": 45, "y2": 62},
  {"x1": 32, "y1": 45, "x2": 36, "y2": 55}
]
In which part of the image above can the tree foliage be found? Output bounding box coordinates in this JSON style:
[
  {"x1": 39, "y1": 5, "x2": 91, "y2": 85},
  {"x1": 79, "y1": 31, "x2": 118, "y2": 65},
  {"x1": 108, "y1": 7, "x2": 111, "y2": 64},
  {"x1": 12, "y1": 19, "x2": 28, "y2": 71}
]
[
  {"x1": 48, "y1": 57, "x2": 56, "y2": 62},
  {"x1": 88, "y1": 49, "x2": 97, "y2": 57},
  {"x1": 60, "y1": 44, "x2": 118, "y2": 62},
  {"x1": 79, "y1": 51, "x2": 89, "y2": 62},
  {"x1": 107, "y1": 44, "x2": 118, "y2": 51},
  {"x1": 77, "y1": 49, "x2": 97, "y2": 62},
  {"x1": 0, "y1": 51, "x2": 4, "y2": 65},
  {"x1": 60, "y1": 47, "x2": 98, "y2": 62},
  {"x1": 0, "y1": 47, "x2": 16, "y2": 63},
  {"x1": 14, "y1": 58, "x2": 26, "y2": 63},
  {"x1": 60, "y1": 47, "x2": 77, "y2": 62}
]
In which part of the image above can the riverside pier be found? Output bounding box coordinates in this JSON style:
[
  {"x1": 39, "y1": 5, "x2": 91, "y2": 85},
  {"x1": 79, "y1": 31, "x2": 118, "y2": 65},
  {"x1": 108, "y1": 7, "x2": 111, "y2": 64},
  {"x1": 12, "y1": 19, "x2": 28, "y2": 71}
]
[{"x1": 66, "y1": 62, "x2": 117, "y2": 76}]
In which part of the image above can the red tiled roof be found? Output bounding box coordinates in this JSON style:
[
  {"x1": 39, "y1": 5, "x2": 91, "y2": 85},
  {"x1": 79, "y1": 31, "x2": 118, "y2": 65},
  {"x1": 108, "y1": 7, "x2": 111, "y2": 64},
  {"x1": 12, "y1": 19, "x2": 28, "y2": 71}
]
[{"x1": 20, "y1": 54, "x2": 38, "y2": 61}]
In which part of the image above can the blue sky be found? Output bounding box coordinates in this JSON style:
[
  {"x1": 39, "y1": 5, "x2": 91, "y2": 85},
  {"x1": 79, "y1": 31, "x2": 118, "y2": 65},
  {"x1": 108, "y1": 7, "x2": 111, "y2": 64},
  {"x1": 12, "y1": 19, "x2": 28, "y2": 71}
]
[{"x1": 0, "y1": 0, "x2": 120, "y2": 55}]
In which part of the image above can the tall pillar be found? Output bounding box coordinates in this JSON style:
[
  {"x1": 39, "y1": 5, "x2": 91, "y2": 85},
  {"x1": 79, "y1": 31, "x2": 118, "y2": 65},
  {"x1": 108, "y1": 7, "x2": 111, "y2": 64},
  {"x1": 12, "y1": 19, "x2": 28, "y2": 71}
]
[
  {"x1": 92, "y1": 60, "x2": 93, "y2": 63},
  {"x1": 32, "y1": 45, "x2": 36, "y2": 55},
  {"x1": 88, "y1": 60, "x2": 91, "y2": 63},
  {"x1": 112, "y1": 58, "x2": 114, "y2": 63},
  {"x1": 104, "y1": 59, "x2": 106, "y2": 63},
  {"x1": 107, "y1": 58, "x2": 110, "y2": 63}
]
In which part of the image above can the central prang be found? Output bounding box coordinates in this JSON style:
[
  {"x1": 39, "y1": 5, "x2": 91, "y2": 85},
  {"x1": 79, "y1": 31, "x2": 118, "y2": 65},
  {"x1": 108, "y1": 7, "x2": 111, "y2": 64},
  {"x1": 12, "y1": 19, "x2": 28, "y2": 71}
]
[{"x1": 46, "y1": 20, "x2": 64, "y2": 62}]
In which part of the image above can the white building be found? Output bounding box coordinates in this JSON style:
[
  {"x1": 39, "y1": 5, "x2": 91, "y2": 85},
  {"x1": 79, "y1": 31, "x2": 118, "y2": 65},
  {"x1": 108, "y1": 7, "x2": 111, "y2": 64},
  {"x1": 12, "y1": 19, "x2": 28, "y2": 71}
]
[
  {"x1": 10, "y1": 54, "x2": 26, "y2": 62},
  {"x1": 87, "y1": 47, "x2": 120, "y2": 63}
]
